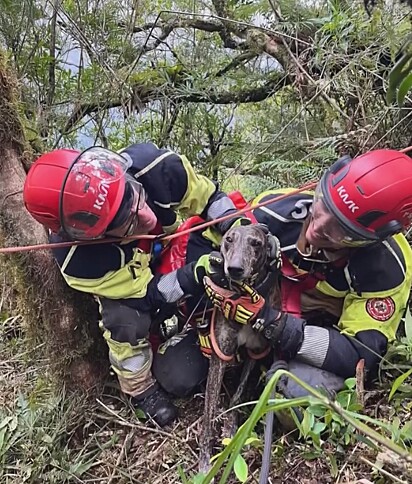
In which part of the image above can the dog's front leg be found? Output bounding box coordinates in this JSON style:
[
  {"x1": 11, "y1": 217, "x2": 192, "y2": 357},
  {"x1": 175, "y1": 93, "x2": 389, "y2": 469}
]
[
  {"x1": 222, "y1": 358, "x2": 256, "y2": 439},
  {"x1": 199, "y1": 351, "x2": 226, "y2": 474},
  {"x1": 199, "y1": 314, "x2": 238, "y2": 474}
]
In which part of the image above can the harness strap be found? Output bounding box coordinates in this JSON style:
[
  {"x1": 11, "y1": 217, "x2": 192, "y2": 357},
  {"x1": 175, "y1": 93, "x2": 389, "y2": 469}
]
[
  {"x1": 247, "y1": 346, "x2": 271, "y2": 360},
  {"x1": 209, "y1": 307, "x2": 271, "y2": 362},
  {"x1": 210, "y1": 307, "x2": 236, "y2": 362},
  {"x1": 280, "y1": 255, "x2": 324, "y2": 317},
  {"x1": 229, "y1": 191, "x2": 258, "y2": 224}
]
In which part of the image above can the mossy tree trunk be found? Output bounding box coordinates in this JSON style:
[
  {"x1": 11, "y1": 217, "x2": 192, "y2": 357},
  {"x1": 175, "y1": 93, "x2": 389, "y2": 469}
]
[{"x1": 0, "y1": 50, "x2": 108, "y2": 390}]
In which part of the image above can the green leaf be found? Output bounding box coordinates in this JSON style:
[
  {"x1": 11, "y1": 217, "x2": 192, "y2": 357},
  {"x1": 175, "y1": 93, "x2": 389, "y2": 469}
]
[
  {"x1": 387, "y1": 51, "x2": 412, "y2": 104},
  {"x1": 193, "y1": 474, "x2": 208, "y2": 484},
  {"x1": 42, "y1": 434, "x2": 54, "y2": 444},
  {"x1": 308, "y1": 430, "x2": 321, "y2": 449},
  {"x1": 307, "y1": 404, "x2": 326, "y2": 417},
  {"x1": 0, "y1": 427, "x2": 7, "y2": 454},
  {"x1": 69, "y1": 457, "x2": 99, "y2": 477},
  {"x1": 312, "y1": 422, "x2": 327, "y2": 434},
  {"x1": 328, "y1": 453, "x2": 338, "y2": 478},
  {"x1": 234, "y1": 454, "x2": 248, "y2": 483},
  {"x1": 210, "y1": 451, "x2": 223, "y2": 463},
  {"x1": 400, "y1": 420, "x2": 412, "y2": 440},
  {"x1": 302, "y1": 451, "x2": 321, "y2": 460},
  {"x1": 389, "y1": 368, "x2": 412, "y2": 401},
  {"x1": 134, "y1": 408, "x2": 146, "y2": 419},
  {"x1": 0, "y1": 416, "x2": 13, "y2": 430},
  {"x1": 244, "y1": 436, "x2": 260, "y2": 447},
  {"x1": 8, "y1": 416, "x2": 18, "y2": 432},
  {"x1": 301, "y1": 409, "x2": 314, "y2": 437},
  {"x1": 403, "y1": 306, "x2": 412, "y2": 341},
  {"x1": 397, "y1": 70, "x2": 412, "y2": 107},
  {"x1": 222, "y1": 438, "x2": 232, "y2": 446},
  {"x1": 344, "y1": 377, "x2": 356, "y2": 390},
  {"x1": 177, "y1": 465, "x2": 190, "y2": 484}
]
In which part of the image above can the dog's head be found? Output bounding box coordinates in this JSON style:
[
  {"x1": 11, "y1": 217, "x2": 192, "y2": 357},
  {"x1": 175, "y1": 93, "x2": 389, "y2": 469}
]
[{"x1": 220, "y1": 224, "x2": 278, "y2": 283}]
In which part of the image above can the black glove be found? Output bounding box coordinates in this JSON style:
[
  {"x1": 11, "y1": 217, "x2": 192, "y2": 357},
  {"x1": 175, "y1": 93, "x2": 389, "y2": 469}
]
[
  {"x1": 194, "y1": 251, "x2": 230, "y2": 288},
  {"x1": 252, "y1": 304, "x2": 286, "y2": 347},
  {"x1": 219, "y1": 216, "x2": 252, "y2": 234}
]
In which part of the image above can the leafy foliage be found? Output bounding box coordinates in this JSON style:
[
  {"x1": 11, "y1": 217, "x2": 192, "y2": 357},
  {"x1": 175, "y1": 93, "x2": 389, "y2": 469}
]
[{"x1": 1, "y1": 0, "x2": 411, "y2": 183}]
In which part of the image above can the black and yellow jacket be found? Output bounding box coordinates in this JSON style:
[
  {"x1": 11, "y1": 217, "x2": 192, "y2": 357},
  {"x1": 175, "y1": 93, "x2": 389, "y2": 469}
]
[
  {"x1": 51, "y1": 143, "x2": 240, "y2": 312},
  {"x1": 252, "y1": 189, "x2": 412, "y2": 379}
]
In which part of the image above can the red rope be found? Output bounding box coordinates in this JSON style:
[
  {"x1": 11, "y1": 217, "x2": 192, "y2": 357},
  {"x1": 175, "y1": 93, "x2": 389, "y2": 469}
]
[
  {"x1": 4, "y1": 141, "x2": 412, "y2": 256},
  {"x1": 0, "y1": 182, "x2": 317, "y2": 254}
]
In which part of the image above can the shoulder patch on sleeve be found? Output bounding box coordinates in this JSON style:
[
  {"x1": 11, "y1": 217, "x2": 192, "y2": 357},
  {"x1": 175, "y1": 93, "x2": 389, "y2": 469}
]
[{"x1": 365, "y1": 297, "x2": 396, "y2": 322}]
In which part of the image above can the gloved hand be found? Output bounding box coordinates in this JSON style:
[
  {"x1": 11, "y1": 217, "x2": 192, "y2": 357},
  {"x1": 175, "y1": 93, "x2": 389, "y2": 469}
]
[
  {"x1": 203, "y1": 276, "x2": 286, "y2": 344},
  {"x1": 197, "y1": 323, "x2": 212, "y2": 358},
  {"x1": 251, "y1": 304, "x2": 286, "y2": 346},
  {"x1": 194, "y1": 251, "x2": 228, "y2": 287},
  {"x1": 203, "y1": 276, "x2": 265, "y2": 324}
]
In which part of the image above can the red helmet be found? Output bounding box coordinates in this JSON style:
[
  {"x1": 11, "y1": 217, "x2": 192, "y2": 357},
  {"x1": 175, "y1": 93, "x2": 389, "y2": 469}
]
[
  {"x1": 24, "y1": 147, "x2": 133, "y2": 239},
  {"x1": 59, "y1": 147, "x2": 131, "y2": 239},
  {"x1": 23, "y1": 149, "x2": 81, "y2": 233},
  {"x1": 320, "y1": 149, "x2": 412, "y2": 242}
]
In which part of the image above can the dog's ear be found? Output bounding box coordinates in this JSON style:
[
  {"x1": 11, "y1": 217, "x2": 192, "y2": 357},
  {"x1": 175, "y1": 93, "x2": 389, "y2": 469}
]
[
  {"x1": 257, "y1": 223, "x2": 269, "y2": 234},
  {"x1": 267, "y1": 234, "x2": 282, "y2": 270}
]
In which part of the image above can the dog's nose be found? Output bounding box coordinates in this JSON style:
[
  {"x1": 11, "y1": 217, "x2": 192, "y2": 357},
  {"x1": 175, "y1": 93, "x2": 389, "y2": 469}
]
[{"x1": 227, "y1": 265, "x2": 244, "y2": 280}]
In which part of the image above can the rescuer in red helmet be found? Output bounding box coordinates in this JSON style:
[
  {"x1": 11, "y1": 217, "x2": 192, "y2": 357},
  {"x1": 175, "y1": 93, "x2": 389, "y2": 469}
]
[
  {"x1": 203, "y1": 149, "x2": 412, "y2": 397},
  {"x1": 23, "y1": 143, "x2": 250, "y2": 427}
]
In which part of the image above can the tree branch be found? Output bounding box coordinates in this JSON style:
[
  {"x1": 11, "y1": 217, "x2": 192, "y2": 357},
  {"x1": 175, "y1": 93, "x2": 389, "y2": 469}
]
[
  {"x1": 213, "y1": 51, "x2": 258, "y2": 78},
  {"x1": 128, "y1": 16, "x2": 247, "y2": 50},
  {"x1": 210, "y1": 0, "x2": 241, "y2": 48},
  {"x1": 129, "y1": 18, "x2": 229, "y2": 34},
  {"x1": 62, "y1": 75, "x2": 290, "y2": 134}
]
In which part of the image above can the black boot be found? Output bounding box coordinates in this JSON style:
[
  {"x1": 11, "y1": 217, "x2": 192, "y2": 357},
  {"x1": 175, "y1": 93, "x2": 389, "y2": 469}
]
[{"x1": 132, "y1": 386, "x2": 178, "y2": 427}]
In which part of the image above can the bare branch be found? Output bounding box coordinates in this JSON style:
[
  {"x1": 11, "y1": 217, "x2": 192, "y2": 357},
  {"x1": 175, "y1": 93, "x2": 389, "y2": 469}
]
[
  {"x1": 61, "y1": 74, "x2": 290, "y2": 134},
  {"x1": 128, "y1": 18, "x2": 229, "y2": 34},
  {"x1": 128, "y1": 16, "x2": 247, "y2": 50},
  {"x1": 213, "y1": 51, "x2": 258, "y2": 77}
]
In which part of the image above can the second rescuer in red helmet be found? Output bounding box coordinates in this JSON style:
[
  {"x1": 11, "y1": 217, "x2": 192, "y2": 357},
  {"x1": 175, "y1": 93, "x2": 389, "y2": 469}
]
[
  {"x1": 202, "y1": 149, "x2": 412, "y2": 407},
  {"x1": 23, "y1": 142, "x2": 251, "y2": 427}
]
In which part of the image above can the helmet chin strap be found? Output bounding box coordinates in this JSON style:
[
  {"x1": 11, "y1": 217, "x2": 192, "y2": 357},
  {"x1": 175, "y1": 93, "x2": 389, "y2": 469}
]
[
  {"x1": 297, "y1": 218, "x2": 350, "y2": 262},
  {"x1": 322, "y1": 247, "x2": 351, "y2": 261},
  {"x1": 375, "y1": 220, "x2": 403, "y2": 239}
]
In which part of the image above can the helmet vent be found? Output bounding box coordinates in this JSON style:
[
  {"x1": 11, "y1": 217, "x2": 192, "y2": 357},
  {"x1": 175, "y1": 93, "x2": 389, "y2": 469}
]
[
  {"x1": 356, "y1": 210, "x2": 386, "y2": 227},
  {"x1": 69, "y1": 211, "x2": 99, "y2": 228},
  {"x1": 356, "y1": 184, "x2": 365, "y2": 195},
  {"x1": 331, "y1": 164, "x2": 350, "y2": 186}
]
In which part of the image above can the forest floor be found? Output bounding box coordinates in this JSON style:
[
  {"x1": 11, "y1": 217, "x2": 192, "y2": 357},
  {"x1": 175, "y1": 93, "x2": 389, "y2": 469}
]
[{"x1": 0, "y1": 314, "x2": 411, "y2": 484}]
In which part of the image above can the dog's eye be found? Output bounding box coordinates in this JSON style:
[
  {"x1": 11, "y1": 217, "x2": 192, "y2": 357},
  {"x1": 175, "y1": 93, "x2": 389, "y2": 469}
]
[
  {"x1": 226, "y1": 236, "x2": 233, "y2": 243},
  {"x1": 251, "y1": 239, "x2": 262, "y2": 247}
]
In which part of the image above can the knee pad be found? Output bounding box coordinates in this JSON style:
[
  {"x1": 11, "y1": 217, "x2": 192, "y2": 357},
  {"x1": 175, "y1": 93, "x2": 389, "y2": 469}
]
[
  {"x1": 277, "y1": 360, "x2": 345, "y2": 399},
  {"x1": 98, "y1": 298, "x2": 151, "y2": 343},
  {"x1": 153, "y1": 330, "x2": 209, "y2": 398}
]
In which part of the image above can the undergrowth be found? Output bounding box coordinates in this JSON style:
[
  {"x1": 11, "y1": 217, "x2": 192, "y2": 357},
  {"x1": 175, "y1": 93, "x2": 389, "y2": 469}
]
[{"x1": 1, "y1": 311, "x2": 412, "y2": 483}]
